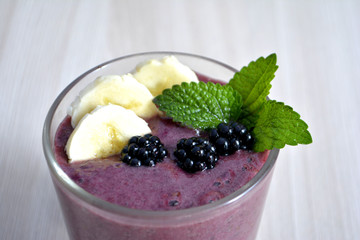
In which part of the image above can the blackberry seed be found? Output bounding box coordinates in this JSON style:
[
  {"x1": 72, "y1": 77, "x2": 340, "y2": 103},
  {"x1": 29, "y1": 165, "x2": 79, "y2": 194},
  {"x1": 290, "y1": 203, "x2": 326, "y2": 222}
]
[
  {"x1": 143, "y1": 158, "x2": 156, "y2": 167},
  {"x1": 191, "y1": 146, "x2": 205, "y2": 159},
  {"x1": 230, "y1": 138, "x2": 241, "y2": 152},
  {"x1": 157, "y1": 147, "x2": 168, "y2": 159},
  {"x1": 184, "y1": 158, "x2": 194, "y2": 169},
  {"x1": 137, "y1": 148, "x2": 149, "y2": 160},
  {"x1": 230, "y1": 122, "x2": 242, "y2": 135},
  {"x1": 174, "y1": 149, "x2": 187, "y2": 161},
  {"x1": 204, "y1": 144, "x2": 216, "y2": 154},
  {"x1": 146, "y1": 145, "x2": 158, "y2": 158},
  {"x1": 205, "y1": 153, "x2": 217, "y2": 168},
  {"x1": 218, "y1": 123, "x2": 233, "y2": 138},
  {"x1": 195, "y1": 162, "x2": 206, "y2": 171},
  {"x1": 177, "y1": 138, "x2": 186, "y2": 149},
  {"x1": 122, "y1": 154, "x2": 131, "y2": 164},
  {"x1": 121, "y1": 145, "x2": 129, "y2": 155},
  {"x1": 144, "y1": 133, "x2": 153, "y2": 138},
  {"x1": 130, "y1": 158, "x2": 141, "y2": 167},
  {"x1": 209, "y1": 129, "x2": 219, "y2": 142},
  {"x1": 238, "y1": 124, "x2": 248, "y2": 136},
  {"x1": 149, "y1": 135, "x2": 160, "y2": 145},
  {"x1": 197, "y1": 138, "x2": 209, "y2": 145},
  {"x1": 128, "y1": 143, "x2": 139, "y2": 156},
  {"x1": 244, "y1": 133, "x2": 254, "y2": 144},
  {"x1": 128, "y1": 136, "x2": 139, "y2": 145},
  {"x1": 217, "y1": 123, "x2": 227, "y2": 131},
  {"x1": 215, "y1": 137, "x2": 230, "y2": 155},
  {"x1": 138, "y1": 137, "x2": 150, "y2": 147},
  {"x1": 184, "y1": 138, "x2": 196, "y2": 150}
]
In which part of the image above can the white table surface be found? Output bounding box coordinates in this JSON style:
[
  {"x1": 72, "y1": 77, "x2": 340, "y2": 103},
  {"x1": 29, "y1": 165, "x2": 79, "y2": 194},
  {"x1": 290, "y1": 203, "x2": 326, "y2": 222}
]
[{"x1": 1, "y1": 0, "x2": 359, "y2": 239}]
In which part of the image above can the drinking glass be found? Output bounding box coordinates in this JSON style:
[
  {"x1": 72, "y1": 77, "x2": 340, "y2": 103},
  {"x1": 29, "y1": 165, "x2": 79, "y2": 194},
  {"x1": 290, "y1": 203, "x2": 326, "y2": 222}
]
[{"x1": 43, "y1": 52, "x2": 279, "y2": 240}]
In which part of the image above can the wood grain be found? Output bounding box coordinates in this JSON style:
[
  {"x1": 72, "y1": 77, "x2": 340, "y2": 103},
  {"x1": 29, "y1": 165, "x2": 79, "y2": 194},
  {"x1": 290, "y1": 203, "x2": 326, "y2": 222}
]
[{"x1": 1, "y1": 0, "x2": 359, "y2": 239}]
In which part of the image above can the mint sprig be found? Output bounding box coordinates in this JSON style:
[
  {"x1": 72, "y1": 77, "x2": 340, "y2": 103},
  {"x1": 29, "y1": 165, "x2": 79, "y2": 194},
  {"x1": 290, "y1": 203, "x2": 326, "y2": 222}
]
[
  {"x1": 252, "y1": 100, "x2": 312, "y2": 152},
  {"x1": 153, "y1": 53, "x2": 312, "y2": 152},
  {"x1": 153, "y1": 82, "x2": 243, "y2": 130}
]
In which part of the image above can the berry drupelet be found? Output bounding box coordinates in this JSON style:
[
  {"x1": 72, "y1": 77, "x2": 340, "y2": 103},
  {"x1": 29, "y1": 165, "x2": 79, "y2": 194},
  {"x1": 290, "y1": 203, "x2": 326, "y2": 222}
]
[
  {"x1": 209, "y1": 122, "x2": 254, "y2": 155},
  {"x1": 174, "y1": 137, "x2": 219, "y2": 173},
  {"x1": 121, "y1": 134, "x2": 168, "y2": 167}
]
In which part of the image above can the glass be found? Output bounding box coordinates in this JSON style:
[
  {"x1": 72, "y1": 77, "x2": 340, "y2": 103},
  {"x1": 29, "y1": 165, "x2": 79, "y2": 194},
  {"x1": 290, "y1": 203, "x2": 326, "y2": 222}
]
[{"x1": 43, "y1": 52, "x2": 279, "y2": 240}]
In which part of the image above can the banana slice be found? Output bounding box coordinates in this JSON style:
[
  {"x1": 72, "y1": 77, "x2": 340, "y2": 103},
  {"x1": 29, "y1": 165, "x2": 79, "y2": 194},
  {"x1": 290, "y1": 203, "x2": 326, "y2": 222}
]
[
  {"x1": 133, "y1": 55, "x2": 199, "y2": 96},
  {"x1": 68, "y1": 74, "x2": 158, "y2": 127},
  {"x1": 66, "y1": 104, "x2": 151, "y2": 162}
]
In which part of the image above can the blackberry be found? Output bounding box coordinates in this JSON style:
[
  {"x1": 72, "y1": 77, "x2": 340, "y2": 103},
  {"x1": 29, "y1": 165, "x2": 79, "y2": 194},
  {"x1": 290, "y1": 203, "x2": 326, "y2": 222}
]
[
  {"x1": 121, "y1": 134, "x2": 167, "y2": 167},
  {"x1": 174, "y1": 137, "x2": 219, "y2": 173},
  {"x1": 208, "y1": 122, "x2": 255, "y2": 155}
]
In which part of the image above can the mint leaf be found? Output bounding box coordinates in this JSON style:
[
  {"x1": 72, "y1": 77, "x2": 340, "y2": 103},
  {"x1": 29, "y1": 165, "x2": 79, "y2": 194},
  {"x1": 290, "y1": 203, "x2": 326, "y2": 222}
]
[
  {"x1": 153, "y1": 82, "x2": 243, "y2": 130},
  {"x1": 252, "y1": 100, "x2": 313, "y2": 152},
  {"x1": 229, "y1": 53, "x2": 278, "y2": 126}
]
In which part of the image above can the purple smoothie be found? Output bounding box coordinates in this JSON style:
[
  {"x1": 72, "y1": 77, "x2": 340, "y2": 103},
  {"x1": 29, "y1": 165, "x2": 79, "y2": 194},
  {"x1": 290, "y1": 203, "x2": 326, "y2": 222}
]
[
  {"x1": 45, "y1": 54, "x2": 279, "y2": 240},
  {"x1": 53, "y1": 116, "x2": 274, "y2": 240},
  {"x1": 54, "y1": 75, "x2": 269, "y2": 211},
  {"x1": 55, "y1": 116, "x2": 269, "y2": 211}
]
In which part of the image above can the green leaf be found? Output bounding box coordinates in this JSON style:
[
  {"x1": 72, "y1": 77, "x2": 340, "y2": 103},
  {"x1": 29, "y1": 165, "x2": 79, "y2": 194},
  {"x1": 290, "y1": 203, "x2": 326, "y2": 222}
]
[
  {"x1": 153, "y1": 82, "x2": 243, "y2": 130},
  {"x1": 238, "y1": 108, "x2": 260, "y2": 129},
  {"x1": 252, "y1": 100, "x2": 313, "y2": 152},
  {"x1": 229, "y1": 53, "x2": 278, "y2": 118}
]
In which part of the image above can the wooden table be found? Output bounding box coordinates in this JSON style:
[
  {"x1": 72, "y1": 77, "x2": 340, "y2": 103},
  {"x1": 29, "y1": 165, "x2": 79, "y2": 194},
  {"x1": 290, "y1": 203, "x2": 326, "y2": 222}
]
[{"x1": 1, "y1": 0, "x2": 359, "y2": 239}]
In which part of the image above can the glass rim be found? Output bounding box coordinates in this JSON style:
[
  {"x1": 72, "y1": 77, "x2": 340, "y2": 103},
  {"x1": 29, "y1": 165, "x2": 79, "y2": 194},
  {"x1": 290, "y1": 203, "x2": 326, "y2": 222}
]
[{"x1": 42, "y1": 51, "x2": 279, "y2": 220}]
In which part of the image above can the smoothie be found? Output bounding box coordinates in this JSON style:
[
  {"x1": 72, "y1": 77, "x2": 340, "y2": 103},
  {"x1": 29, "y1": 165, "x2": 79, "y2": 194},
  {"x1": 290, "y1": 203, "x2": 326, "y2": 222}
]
[
  {"x1": 54, "y1": 118, "x2": 272, "y2": 239},
  {"x1": 44, "y1": 53, "x2": 289, "y2": 240},
  {"x1": 55, "y1": 107, "x2": 269, "y2": 211},
  {"x1": 54, "y1": 73, "x2": 270, "y2": 212}
]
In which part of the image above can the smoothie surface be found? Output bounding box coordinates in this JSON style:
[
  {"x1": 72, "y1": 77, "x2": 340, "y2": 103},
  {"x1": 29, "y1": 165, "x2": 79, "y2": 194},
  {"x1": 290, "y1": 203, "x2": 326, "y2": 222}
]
[
  {"x1": 55, "y1": 116, "x2": 268, "y2": 211},
  {"x1": 54, "y1": 76, "x2": 269, "y2": 211}
]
